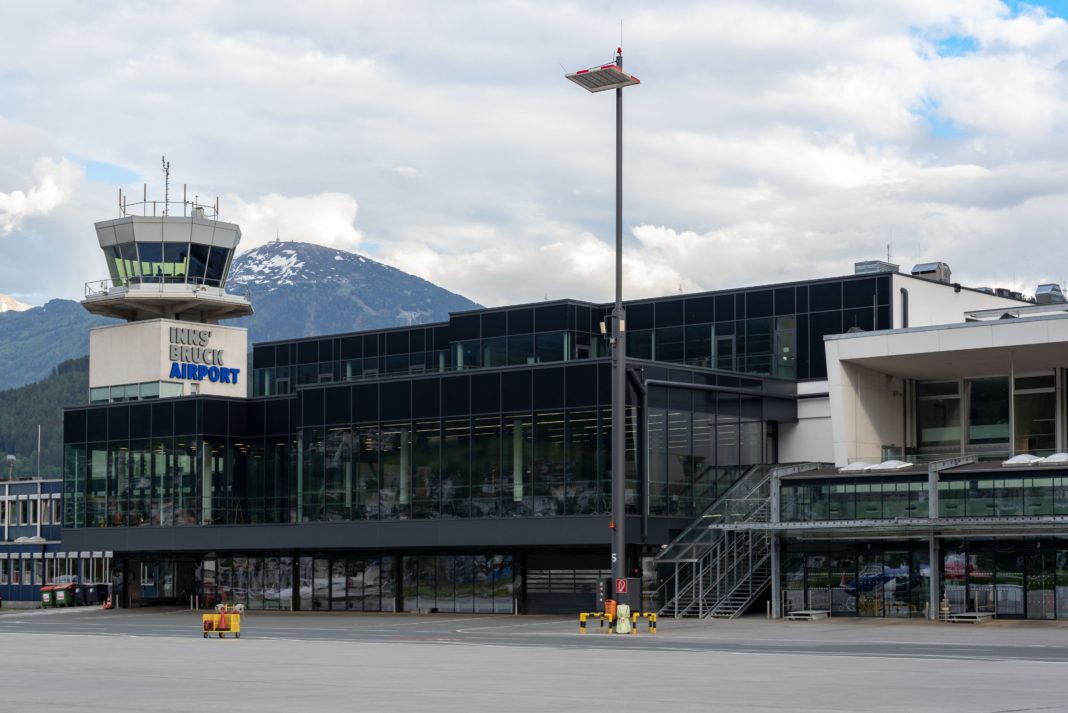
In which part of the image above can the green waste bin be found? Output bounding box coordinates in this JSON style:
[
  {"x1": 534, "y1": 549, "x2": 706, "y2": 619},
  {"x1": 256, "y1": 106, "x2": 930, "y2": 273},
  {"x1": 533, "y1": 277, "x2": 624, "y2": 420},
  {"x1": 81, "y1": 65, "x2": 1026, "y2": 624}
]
[
  {"x1": 54, "y1": 583, "x2": 74, "y2": 607},
  {"x1": 40, "y1": 585, "x2": 56, "y2": 608}
]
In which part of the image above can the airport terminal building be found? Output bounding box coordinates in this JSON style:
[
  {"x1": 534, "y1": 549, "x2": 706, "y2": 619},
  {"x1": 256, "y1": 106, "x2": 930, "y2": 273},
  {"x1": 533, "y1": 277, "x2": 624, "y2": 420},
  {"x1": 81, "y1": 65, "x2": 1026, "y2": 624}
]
[{"x1": 58, "y1": 208, "x2": 1068, "y2": 619}]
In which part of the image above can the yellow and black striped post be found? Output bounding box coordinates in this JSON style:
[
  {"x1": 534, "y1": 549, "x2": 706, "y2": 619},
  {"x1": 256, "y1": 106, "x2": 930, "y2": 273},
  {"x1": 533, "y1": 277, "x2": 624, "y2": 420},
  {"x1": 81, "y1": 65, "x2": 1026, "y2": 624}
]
[{"x1": 579, "y1": 612, "x2": 588, "y2": 634}]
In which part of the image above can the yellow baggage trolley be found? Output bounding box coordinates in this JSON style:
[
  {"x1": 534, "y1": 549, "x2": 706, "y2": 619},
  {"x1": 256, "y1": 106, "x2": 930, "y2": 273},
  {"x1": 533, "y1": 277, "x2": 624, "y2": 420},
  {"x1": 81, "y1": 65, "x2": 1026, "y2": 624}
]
[{"x1": 202, "y1": 603, "x2": 243, "y2": 638}]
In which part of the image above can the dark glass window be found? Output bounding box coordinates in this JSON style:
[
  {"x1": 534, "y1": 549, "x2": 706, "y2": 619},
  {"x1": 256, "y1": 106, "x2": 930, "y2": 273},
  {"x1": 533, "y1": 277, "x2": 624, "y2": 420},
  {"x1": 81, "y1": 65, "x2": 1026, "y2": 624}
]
[
  {"x1": 843, "y1": 307, "x2": 875, "y2": 332},
  {"x1": 451, "y1": 314, "x2": 480, "y2": 341},
  {"x1": 627, "y1": 302, "x2": 654, "y2": 331},
  {"x1": 297, "y1": 341, "x2": 318, "y2": 364},
  {"x1": 482, "y1": 337, "x2": 507, "y2": 367},
  {"x1": 353, "y1": 384, "x2": 378, "y2": 423},
  {"x1": 685, "y1": 295, "x2": 715, "y2": 324},
  {"x1": 501, "y1": 371, "x2": 531, "y2": 412},
  {"x1": 471, "y1": 373, "x2": 500, "y2": 414},
  {"x1": 807, "y1": 310, "x2": 842, "y2": 377},
  {"x1": 535, "y1": 304, "x2": 568, "y2": 332},
  {"x1": 655, "y1": 326, "x2": 685, "y2": 363},
  {"x1": 774, "y1": 287, "x2": 795, "y2": 316},
  {"x1": 412, "y1": 378, "x2": 440, "y2": 418},
  {"x1": 968, "y1": 377, "x2": 1009, "y2": 447},
  {"x1": 379, "y1": 382, "x2": 410, "y2": 421},
  {"x1": 655, "y1": 299, "x2": 684, "y2": 327},
  {"x1": 325, "y1": 386, "x2": 351, "y2": 424},
  {"x1": 386, "y1": 331, "x2": 409, "y2": 355},
  {"x1": 508, "y1": 308, "x2": 533, "y2": 334},
  {"x1": 253, "y1": 345, "x2": 275, "y2": 368},
  {"x1": 628, "y1": 329, "x2": 653, "y2": 360},
  {"x1": 162, "y1": 242, "x2": 189, "y2": 283},
  {"x1": 843, "y1": 277, "x2": 877, "y2": 309},
  {"x1": 685, "y1": 324, "x2": 713, "y2": 367},
  {"x1": 442, "y1": 376, "x2": 470, "y2": 416},
  {"x1": 565, "y1": 363, "x2": 598, "y2": 408},
  {"x1": 746, "y1": 290, "x2": 772, "y2": 319},
  {"x1": 533, "y1": 368, "x2": 565, "y2": 410},
  {"x1": 205, "y1": 247, "x2": 230, "y2": 286},
  {"x1": 137, "y1": 241, "x2": 164, "y2": 282},
  {"x1": 174, "y1": 400, "x2": 197, "y2": 435},
  {"x1": 118, "y1": 242, "x2": 141, "y2": 280},
  {"x1": 481, "y1": 311, "x2": 507, "y2": 338},
  {"x1": 714, "y1": 293, "x2": 734, "y2": 321},
  {"x1": 508, "y1": 334, "x2": 534, "y2": 366},
  {"x1": 456, "y1": 340, "x2": 480, "y2": 370},
  {"x1": 534, "y1": 332, "x2": 566, "y2": 363},
  {"x1": 188, "y1": 243, "x2": 209, "y2": 282},
  {"x1": 809, "y1": 282, "x2": 842, "y2": 311}
]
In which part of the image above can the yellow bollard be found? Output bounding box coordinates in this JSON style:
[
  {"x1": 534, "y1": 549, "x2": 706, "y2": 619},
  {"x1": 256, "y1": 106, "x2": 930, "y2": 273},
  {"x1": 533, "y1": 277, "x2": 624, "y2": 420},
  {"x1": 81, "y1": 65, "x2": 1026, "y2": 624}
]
[{"x1": 579, "y1": 612, "x2": 588, "y2": 634}]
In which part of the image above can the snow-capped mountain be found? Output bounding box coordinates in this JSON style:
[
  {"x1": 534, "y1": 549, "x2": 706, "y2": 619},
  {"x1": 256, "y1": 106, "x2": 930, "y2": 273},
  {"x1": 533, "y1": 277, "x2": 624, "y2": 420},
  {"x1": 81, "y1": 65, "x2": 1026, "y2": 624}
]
[
  {"x1": 0, "y1": 241, "x2": 480, "y2": 392},
  {"x1": 228, "y1": 241, "x2": 481, "y2": 343},
  {"x1": 0, "y1": 294, "x2": 31, "y2": 313}
]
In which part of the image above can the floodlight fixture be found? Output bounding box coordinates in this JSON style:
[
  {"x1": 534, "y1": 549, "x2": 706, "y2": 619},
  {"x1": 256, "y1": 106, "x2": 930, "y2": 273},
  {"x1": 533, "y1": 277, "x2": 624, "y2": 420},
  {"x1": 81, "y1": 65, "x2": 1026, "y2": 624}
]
[{"x1": 566, "y1": 62, "x2": 641, "y2": 93}]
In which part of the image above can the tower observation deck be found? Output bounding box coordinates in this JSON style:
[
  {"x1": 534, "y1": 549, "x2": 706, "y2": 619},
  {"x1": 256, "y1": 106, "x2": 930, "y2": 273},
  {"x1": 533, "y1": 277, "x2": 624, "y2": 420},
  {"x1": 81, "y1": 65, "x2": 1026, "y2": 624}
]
[
  {"x1": 82, "y1": 191, "x2": 253, "y2": 323},
  {"x1": 82, "y1": 176, "x2": 252, "y2": 403}
]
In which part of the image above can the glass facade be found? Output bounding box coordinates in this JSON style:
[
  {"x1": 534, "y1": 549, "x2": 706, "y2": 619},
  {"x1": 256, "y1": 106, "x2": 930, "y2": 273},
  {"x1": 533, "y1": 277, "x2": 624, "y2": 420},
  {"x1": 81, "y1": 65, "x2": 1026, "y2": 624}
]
[
  {"x1": 781, "y1": 471, "x2": 1068, "y2": 522},
  {"x1": 783, "y1": 547, "x2": 931, "y2": 617},
  {"x1": 915, "y1": 372, "x2": 1059, "y2": 459},
  {"x1": 105, "y1": 240, "x2": 232, "y2": 288},
  {"x1": 251, "y1": 275, "x2": 892, "y2": 396},
  {"x1": 66, "y1": 362, "x2": 783, "y2": 529}
]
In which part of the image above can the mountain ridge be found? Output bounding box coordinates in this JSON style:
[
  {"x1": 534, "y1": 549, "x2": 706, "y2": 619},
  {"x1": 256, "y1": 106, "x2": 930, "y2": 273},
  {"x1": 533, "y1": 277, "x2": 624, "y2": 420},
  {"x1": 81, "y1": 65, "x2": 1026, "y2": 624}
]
[{"x1": 0, "y1": 241, "x2": 481, "y2": 391}]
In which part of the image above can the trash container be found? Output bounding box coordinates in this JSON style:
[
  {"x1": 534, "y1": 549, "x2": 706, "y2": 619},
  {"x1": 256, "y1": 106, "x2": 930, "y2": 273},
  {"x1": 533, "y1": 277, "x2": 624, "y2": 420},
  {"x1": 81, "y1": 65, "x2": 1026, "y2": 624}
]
[
  {"x1": 40, "y1": 585, "x2": 56, "y2": 608},
  {"x1": 84, "y1": 584, "x2": 98, "y2": 605},
  {"x1": 54, "y1": 583, "x2": 75, "y2": 607}
]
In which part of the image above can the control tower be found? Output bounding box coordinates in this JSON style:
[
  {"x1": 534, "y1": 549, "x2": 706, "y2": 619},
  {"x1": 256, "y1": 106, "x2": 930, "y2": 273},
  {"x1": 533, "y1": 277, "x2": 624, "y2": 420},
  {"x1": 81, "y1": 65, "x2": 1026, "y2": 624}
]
[{"x1": 82, "y1": 171, "x2": 252, "y2": 404}]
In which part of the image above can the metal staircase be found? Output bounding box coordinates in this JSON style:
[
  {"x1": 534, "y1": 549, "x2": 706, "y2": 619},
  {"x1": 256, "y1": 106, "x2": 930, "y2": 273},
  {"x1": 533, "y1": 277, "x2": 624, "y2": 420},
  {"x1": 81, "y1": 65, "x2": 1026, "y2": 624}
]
[{"x1": 655, "y1": 463, "x2": 817, "y2": 619}]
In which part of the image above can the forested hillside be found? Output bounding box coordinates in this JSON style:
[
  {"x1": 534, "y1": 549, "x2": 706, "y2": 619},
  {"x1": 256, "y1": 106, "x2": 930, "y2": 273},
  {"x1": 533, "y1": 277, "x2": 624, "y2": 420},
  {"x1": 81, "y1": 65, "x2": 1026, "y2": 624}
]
[{"x1": 0, "y1": 356, "x2": 87, "y2": 478}]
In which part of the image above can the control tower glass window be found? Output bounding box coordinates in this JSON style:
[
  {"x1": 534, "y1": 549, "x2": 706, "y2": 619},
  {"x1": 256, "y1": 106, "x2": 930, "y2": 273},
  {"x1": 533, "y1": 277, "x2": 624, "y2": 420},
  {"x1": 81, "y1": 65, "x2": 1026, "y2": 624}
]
[
  {"x1": 138, "y1": 242, "x2": 164, "y2": 283},
  {"x1": 111, "y1": 243, "x2": 140, "y2": 283},
  {"x1": 188, "y1": 244, "x2": 209, "y2": 284},
  {"x1": 205, "y1": 247, "x2": 231, "y2": 287},
  {"x1": 163, "y1": 243, "x2": 189, "y2": 283}
]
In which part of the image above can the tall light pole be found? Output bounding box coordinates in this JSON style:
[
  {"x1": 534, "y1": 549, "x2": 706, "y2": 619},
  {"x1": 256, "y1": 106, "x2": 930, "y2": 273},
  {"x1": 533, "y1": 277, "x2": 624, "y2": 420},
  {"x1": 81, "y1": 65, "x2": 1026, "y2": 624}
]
[{"x1": 567, "y1": 49, "x2": 640, "y2": 595}]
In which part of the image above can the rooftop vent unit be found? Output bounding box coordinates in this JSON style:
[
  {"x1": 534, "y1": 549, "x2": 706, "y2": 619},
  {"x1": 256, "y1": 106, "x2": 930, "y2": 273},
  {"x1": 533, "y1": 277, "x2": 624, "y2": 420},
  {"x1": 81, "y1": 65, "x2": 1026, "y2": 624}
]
[
  {"x1": 854, "y1": 260, "x2": 898, "y2": 275},
  {"x1": 911, "y1": 262, "x2": 952, "y2": 284},
  {"x1": 1035, "y1": 283, "x2": 1066, "y2": 305}
]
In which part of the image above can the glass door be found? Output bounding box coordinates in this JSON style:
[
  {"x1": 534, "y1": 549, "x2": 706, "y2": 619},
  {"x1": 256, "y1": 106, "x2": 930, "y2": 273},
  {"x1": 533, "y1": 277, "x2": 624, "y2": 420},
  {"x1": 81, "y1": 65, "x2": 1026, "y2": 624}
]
[
  {"x1": 1026, "y1": 551, "x2": 1056, "y2": 620},
  {"x1": 994, "y1": 552, "x2": 1023, "y2": 617},
  {"x1": 857, "y1": 553, "x2": 884, "y2": 617}
]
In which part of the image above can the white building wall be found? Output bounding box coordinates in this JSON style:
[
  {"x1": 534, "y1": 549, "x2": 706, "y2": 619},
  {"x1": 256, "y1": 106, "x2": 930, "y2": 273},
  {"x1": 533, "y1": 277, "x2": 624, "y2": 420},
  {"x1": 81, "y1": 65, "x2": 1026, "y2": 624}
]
[
  {"x1": 891, "y1": 274, "x2": 1022, "y2": 329},
  {"x1": 778, "y1": 381, "x2": 834, "y2": 463},
  {"x1": 89, "y1": 318, "x2": 247, "y2": 398},
  {"x1": 826, "y1": 340, "x2": 905, "y2": 467}
]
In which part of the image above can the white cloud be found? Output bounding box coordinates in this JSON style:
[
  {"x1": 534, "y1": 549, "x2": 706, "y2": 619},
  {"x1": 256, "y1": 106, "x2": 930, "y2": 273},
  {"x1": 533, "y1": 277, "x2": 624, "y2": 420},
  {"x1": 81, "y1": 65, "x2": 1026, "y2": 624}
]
[
  {"x1": 0, "y1": 157, "x2": 81, "y2": 236},
  {"x1": 224, "y1": 192, "x2": 364, "y2": 252},
  {"x1": 4, "y1": 1, "x2": 1068, "y2": 307},
  {"x1": 390, "y1": 166, "x2": 422, "y2": 178}
]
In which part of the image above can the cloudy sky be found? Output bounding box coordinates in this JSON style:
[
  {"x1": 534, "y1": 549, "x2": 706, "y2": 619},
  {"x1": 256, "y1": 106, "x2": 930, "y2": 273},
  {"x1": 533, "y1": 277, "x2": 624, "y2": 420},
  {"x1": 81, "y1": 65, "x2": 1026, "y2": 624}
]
[{"x1": 2, "y1": 0, "x2": 1068, "y2": 307}]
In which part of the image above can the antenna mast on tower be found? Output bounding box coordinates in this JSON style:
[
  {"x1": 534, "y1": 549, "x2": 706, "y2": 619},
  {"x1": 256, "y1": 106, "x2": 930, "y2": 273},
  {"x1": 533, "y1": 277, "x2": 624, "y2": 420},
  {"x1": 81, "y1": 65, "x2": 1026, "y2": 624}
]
[{"x1": 162, "y1": 156, "x2": 171, "y2": 216}]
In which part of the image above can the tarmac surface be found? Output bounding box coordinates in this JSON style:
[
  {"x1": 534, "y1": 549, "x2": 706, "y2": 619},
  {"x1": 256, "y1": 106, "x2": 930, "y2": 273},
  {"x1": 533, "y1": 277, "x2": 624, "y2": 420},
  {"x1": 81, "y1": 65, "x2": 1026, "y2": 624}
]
[{"x1": 1, "y1": 606, "x2": 1066, "y2": 712}]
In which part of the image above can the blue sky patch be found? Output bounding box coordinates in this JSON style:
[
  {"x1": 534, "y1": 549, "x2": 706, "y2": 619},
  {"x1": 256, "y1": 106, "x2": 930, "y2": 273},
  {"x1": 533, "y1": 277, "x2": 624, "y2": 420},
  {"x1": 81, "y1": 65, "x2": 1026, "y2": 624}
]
[
  {"x1": 84, "y1": 160, "x2": 140, "y2": 185},
  {"x1": 912, "y1": 98, "x2": 967, "y2": 139},
  {"x1": 936, "y1": 34, "x2": 978, "y2": 57},
  {"x1": 1007, "y1": 1, "x2": 1068, "y2": 20}
]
